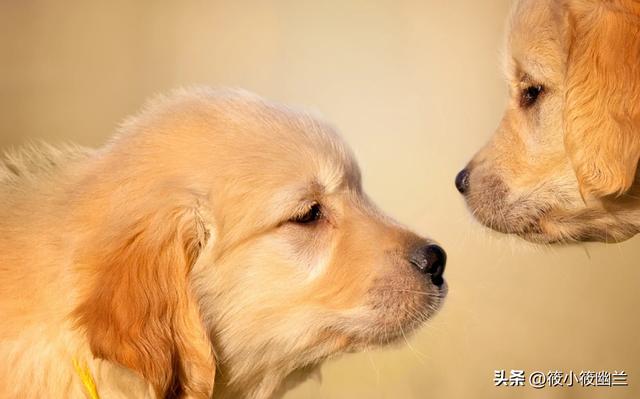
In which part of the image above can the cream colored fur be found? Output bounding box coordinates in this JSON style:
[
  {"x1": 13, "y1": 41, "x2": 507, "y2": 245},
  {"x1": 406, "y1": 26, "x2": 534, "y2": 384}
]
[{"x1": 0, "y1": 88, "x2": 446, "y2": 398}]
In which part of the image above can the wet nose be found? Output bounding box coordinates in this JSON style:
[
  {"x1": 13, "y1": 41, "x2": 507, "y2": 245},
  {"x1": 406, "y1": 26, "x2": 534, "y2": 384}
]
[
  {"x1": 455, "y1": 168, "x2": 470, "y2": 194},
  {"x1": 410, "y1": 244, "x2": 447, "y2": 286}
]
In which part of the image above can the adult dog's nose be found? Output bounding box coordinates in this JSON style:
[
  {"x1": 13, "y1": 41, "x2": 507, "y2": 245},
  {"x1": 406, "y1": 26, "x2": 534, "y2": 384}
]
[
  {"x1": 455, "y1": 168, "x2": 470, "y2": 194},
  {"x1": 410, "y1": 244, "x2": 447, "y2": 286}
]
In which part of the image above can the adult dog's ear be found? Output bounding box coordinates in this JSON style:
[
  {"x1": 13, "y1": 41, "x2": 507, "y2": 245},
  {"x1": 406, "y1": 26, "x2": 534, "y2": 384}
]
[
  {"x1": 75, "y1": 194, "x2": 215, "y2": 399},
  {"x1": 563, "y1": 0, "x2": 640, "y2": 198}
]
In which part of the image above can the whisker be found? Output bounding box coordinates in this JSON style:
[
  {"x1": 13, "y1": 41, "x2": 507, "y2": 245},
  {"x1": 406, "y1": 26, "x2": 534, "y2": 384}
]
[
  {"x1": 395, "y1": 313, "x2": 426, "y2": 365},
  {"x1": 363, "y1": 348, "x2": 380, "y2": 387}
]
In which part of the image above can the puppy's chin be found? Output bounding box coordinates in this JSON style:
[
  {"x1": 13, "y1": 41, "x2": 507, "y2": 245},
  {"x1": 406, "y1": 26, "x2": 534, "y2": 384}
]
[
  {"x1": 353, "y1": 281, "x2": 447, "y2": 348},
  {"x1": 470, "y1": 196, "x2": 638, "y2": 244},
  {"x1": 469, "y1": 201, "x2": 592, "y2": 244}
]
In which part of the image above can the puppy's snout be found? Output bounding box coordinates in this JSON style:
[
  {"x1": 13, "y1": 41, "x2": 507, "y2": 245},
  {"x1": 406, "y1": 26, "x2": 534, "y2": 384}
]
[
  {"x1": 455, "y1": 168, "x2": 470, "y2": 194},
  {"x1": 410, "y1": 244, "x2": 447, "y2": 286}
]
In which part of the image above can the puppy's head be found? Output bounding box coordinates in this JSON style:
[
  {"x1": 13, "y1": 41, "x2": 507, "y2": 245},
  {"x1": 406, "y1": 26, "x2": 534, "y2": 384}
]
[
  {"x1": 74, "y1": 89, "x2": 447, "y2": 398},
  {"x1": 457, "y1": 0, "x2": 640, "y2": 243}
]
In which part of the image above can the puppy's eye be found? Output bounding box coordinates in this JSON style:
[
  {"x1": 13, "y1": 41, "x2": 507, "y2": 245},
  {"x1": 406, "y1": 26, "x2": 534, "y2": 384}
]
[
  {"x1": 520, "y1": 85, "x2": 544, "y2": 108},
  {"x1": 292, "y1": 203, "x2": 322, "y2": 224}
]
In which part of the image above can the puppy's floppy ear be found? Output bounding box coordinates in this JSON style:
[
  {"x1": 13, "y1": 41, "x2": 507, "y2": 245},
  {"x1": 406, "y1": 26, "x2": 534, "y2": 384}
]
[
  {"x1": 563, "y1": 0, "x2": 640, "y2": 197},
  {"x1": 75, "y1": 194, "x2": 215, "y2": 399}
]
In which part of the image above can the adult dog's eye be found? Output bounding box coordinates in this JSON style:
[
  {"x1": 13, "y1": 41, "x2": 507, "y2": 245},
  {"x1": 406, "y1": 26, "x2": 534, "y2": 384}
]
[
  {"x1": 292, "y1": 203, "x2": 322, "y2": 224},
  {"x1": 520, "y1": 85, "x2": 544, "y2": 108}
]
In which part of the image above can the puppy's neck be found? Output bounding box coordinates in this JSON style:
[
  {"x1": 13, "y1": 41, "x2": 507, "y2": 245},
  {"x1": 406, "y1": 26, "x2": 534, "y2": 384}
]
[
  {"x1": 214, "y1": 362, "x2": 323, "y2": 399},
  {"x1": 208, "y1": 326, "x2": 349, "y2": 399}
]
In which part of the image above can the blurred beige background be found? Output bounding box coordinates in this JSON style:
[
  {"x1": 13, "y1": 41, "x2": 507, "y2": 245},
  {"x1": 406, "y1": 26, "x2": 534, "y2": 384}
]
[{"x1": 1, "y1": 1, "x2": 639, "y2": 398}]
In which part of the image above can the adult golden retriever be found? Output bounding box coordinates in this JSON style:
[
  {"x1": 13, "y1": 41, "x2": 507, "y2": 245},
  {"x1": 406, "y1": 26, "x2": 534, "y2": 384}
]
[
  {"x1": 0, "y1": 88, "x2": 447, "y2": 398},
  {"x1": 456, "y1": 0, "x2": 640, "y2": 243}
]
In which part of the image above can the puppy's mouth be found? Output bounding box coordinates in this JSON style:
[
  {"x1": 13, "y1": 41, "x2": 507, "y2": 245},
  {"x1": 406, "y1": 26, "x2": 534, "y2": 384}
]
[
  {"x1": 362, "y1": 280, "x2": 447, "y2": 346},
  {"x1": 464, "y1": 175, "x2": 575, "y2": 242},
  {"x1": 461, "y1": 172, "x2": 634, "y2": 243},
  {"x1": 469, "y1": 197, "x2": 550, "y2": 239}
]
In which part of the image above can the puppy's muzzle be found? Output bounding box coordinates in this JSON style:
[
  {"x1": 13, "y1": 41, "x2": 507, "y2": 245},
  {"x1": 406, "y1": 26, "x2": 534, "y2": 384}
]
[{"x1": 409, "y1": 244, "x2": 447, "y2": 286}]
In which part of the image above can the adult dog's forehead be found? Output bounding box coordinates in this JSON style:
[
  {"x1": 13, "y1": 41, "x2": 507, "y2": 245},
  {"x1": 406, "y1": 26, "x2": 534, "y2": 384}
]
[{"x1": 507, "y1": 0, "x2": 565, "y2": 83}]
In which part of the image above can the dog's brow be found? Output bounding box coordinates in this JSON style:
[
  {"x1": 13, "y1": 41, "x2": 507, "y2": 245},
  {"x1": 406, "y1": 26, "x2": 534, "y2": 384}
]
[
  {"x1": 513, "y1": 51, "x2": 557, "y2": 85},
  {"x1": 318, "y1": 161, "x2": 354, "y2": 194},
  {"x1": 275, "y1": 181, "x2": 325, "y2": 216}
]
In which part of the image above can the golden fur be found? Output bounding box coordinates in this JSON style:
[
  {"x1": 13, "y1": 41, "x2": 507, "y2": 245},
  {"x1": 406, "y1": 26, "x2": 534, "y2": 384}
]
[
  {"x1": 0, "y1": 88, "x2": 446, "y2": 398},
  {"x1": 459, "y1": 0, "x2": 640, "y2": 243}
]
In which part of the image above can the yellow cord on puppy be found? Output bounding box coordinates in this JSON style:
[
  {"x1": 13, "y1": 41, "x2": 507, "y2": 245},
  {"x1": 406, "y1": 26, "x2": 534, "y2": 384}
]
[{"x1": 72, "y1": 357, "x2": 100, "y2": 399}]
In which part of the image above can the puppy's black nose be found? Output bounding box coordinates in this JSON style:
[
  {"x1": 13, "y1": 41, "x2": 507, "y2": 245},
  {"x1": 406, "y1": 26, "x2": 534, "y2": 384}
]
[
  {"x1": 410, "y1": 244, "x2": 447, "y2": 286},
  {"x1": 455, "y1": 168, "x2": 470, "y2": 194}
]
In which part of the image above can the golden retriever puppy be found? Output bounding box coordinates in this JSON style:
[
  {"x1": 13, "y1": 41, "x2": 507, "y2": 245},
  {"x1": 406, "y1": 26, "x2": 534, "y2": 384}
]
[
  {"x1": 456, "y1": 0, "x2": 640, "y2": 243},
  {"x1": 0, "y1": 88, "x2": 447, "y2": 399}
]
